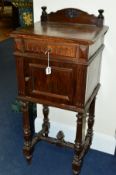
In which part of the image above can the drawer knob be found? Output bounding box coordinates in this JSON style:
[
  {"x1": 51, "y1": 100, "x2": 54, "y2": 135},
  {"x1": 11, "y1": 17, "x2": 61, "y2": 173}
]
[{"x1": 25, "y1": 77, "x2": 30, "y2": 82}]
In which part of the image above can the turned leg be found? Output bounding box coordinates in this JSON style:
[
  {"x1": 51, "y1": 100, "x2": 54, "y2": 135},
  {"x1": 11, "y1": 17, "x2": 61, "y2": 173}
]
[
  {"x1": 42, "y1": 105, "x2": 50, "y2": 137},
  {"x1": 86, "y1": 97, "x2": 96, "y2": 147},
  {"x1": 72, "y1": 112, "x2": 86, "y2": 175},
  {"x1": 29, "y1": 103, "x2": 37, "y2": 136},
  {"x1": 21, "y1": 101, "x2": 33, "y2": 163}
]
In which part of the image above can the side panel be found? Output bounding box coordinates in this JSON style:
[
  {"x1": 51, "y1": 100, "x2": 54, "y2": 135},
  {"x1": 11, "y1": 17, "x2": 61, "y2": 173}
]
[{"x1": 85, "y1": 51, "x2": 103, "y2": 104}]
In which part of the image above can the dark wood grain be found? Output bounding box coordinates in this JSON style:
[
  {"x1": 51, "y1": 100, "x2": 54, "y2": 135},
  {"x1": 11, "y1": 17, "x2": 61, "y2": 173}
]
[
  {"x1": 11, "y1": 7, "x2": 108, "y2": 175},
  {"x1": 41, "y1": 7, "x2": 104, "y2": 27}
]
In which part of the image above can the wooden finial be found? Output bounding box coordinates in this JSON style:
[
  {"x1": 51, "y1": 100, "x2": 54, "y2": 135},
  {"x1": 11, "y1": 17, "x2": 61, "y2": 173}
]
[
  {"x1": 97, "y1": 9, "x2": 104, "y2": 27},
  {"x1": 41, "y1": 6, "x2": 47, "y2": 22},
  {"x1": 98, "y1": 9, "x2": 104, "y2": 19}
]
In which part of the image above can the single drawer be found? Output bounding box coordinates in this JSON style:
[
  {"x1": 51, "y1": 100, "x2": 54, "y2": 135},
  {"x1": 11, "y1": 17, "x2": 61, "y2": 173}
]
[{"x1": 23, "y1": 38, "x2": 79, "y2": 58}]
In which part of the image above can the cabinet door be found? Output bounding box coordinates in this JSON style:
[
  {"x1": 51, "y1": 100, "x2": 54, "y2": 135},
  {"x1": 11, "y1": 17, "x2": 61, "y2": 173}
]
[{"x1": 27, "y1": 62, "x2": 75, "y2": 105}]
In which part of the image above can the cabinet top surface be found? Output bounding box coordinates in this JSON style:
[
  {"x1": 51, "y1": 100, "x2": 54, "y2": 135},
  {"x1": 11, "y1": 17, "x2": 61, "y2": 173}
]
[{"x1": 12, "y1": 21, "x2": 108, "y2": 44}]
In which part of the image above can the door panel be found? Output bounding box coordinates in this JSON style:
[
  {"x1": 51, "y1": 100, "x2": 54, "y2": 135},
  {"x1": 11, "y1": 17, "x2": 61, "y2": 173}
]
[{"x1": 28, "y1": 63, "x2": 74, "y2": 104}]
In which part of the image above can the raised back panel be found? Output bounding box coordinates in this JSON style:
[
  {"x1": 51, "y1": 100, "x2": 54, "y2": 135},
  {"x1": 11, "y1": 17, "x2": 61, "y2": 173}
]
[{"x1": 41, "y1": 7, "x2": 104, "y2": 27}]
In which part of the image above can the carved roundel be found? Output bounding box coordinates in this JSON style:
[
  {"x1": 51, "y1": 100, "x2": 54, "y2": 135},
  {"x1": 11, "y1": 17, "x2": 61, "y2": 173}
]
[{"x1": 65, "y1": 9, "x2": 80, "y2": 18}]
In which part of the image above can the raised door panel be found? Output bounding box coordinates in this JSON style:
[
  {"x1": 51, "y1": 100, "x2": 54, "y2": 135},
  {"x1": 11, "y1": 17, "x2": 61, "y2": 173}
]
[{"x1": 27, "y1": 63, "x2": 74, "y2": 104}]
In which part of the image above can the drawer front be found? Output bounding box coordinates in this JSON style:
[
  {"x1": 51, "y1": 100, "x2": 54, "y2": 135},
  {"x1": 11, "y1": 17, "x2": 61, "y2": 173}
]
[
  {"x1": 23, "y1": 38, "x2": 79, "y2": 59},
  {"x1": 26, "y1": 62, "x2": 74, "y2": 104},
  {"x1": 14, "y1": 38, "x2": 89, "y2": 61}
]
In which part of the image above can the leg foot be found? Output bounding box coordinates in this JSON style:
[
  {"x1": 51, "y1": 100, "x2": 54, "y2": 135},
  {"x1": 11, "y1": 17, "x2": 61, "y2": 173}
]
[
  {"x1": 23, "y1": 146, "x2": 33, "y2": 164},
  {"x1": 72, "y1": 157, "x2": 82, "y2": 175}
]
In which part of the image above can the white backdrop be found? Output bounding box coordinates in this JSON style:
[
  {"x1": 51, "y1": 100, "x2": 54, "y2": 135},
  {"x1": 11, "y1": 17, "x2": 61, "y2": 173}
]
[{"x1": 33, "y1": 0, "x2": 116, "y2": 153}]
